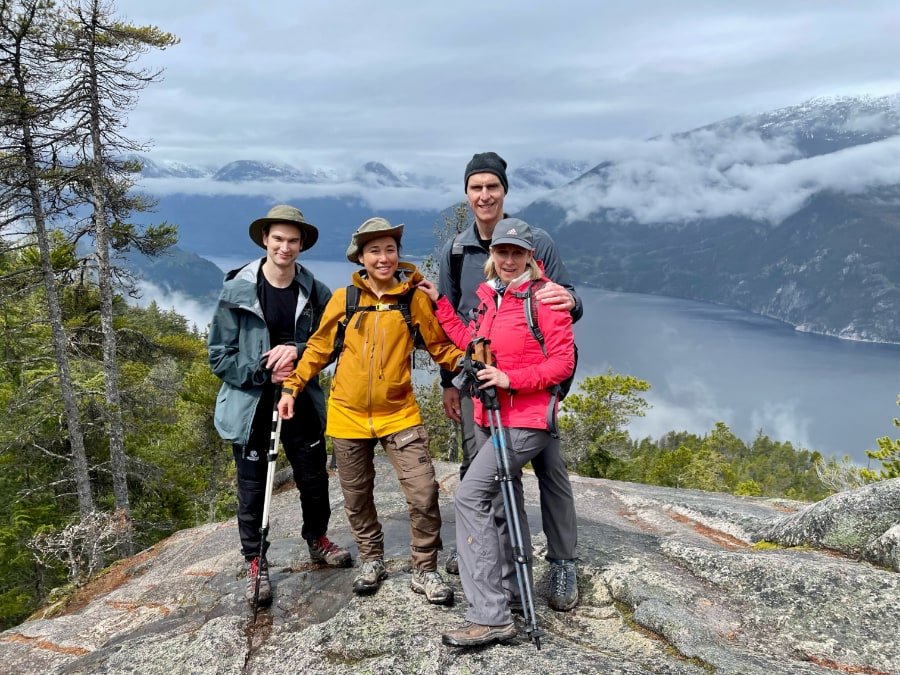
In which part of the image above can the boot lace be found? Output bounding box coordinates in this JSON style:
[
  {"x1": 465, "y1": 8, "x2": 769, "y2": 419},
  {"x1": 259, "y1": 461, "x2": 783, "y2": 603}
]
[
  {"x1": 312, "y1": 536, "x2": 339, "y2": 554},
  {"x1": 553, "y1": 560, "x2": 575, "y2": 595}
]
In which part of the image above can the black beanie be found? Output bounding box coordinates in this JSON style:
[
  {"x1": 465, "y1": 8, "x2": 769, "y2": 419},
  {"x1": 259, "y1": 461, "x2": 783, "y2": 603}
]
[{"x1": 464, "y1": 151, "x2": 509, "y2": 194}]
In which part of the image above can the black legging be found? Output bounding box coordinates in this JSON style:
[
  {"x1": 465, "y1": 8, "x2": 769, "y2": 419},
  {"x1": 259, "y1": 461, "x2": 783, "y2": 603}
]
[{"x1": 233, "y1": 388, "x2": 330, "y2": 559}]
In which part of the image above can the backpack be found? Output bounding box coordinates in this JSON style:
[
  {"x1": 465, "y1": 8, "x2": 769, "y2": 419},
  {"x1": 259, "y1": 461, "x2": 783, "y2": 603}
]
[
  {"x1": 511, "y1": 280, "x2": 579, "y2": 439},
  {"x1": 449, "y1": 233, "x2": 466, "y2": 299},
  {"x1": 515, "y1": 280, "x2": 578, "y2": 401},
  {"x1": 329, "y1": 285, "x2": 424, "y2": 365}
]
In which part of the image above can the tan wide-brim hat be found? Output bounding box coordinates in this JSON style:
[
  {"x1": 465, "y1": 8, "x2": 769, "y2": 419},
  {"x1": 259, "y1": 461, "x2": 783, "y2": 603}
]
[
  {"x1": 248, "y1": 204, "x2": 319, "y2": 251},
  {"x1": 346, "y1": 217, "x2": 404, "y2": 263}
]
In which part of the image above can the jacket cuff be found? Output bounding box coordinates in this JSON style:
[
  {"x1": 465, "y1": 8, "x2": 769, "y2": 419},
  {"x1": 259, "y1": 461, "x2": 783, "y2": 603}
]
[{"x1": 440, "y1": 368, "x2": 456, "y2": 388}]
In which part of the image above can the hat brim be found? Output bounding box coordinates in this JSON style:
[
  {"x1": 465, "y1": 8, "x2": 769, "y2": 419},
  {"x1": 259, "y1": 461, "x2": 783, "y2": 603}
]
[
  {"x1": 249, "y1": 217, "x2": 319, "y2": 251},
  {"x1": 346, "y1": 224, "x2": 404, "y2": 263},
  {"x1": 490, "y1": 236, "x2": 534, "y2": 251}
]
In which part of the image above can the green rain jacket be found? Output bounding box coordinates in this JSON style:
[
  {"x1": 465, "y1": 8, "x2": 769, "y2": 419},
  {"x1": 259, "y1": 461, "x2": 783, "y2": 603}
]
[{"x1": 208, "y1": 258, "x2": 331, "y2": 446}]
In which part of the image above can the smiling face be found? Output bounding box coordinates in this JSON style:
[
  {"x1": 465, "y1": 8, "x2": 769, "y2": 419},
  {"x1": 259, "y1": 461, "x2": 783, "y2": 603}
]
[
  {"x1": 490, "y1": 243, "x2": 532, "y2": 283},
  {"x1": 358, "y1": 235, "x2": 399, "y2": 286},
  {"x1": 262, "y1": 222, "x2": 303, "y2": 270},
  {"x1": 466, "y1": 171, "x2": 505, "y2": 231}
]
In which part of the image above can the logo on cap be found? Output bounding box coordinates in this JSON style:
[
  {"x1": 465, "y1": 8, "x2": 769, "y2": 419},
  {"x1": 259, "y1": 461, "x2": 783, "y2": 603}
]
[{"x1": 506, "y1": 227, "x2": 518, "y2": 235}]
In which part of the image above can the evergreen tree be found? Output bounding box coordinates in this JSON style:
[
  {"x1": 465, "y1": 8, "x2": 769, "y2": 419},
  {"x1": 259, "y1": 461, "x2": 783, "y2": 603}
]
[
  {"x1": 0, "y1": 0, "x2": 95, "y2": 518},
  {"x1": 862, "y1": 395, "x2": 900, "y2": 480},
  {"x1": 54, "y1": 0, "x2": 178, "y2": 553},
  {"x1": 558, "y1": 370, "x2": 650, "y2": 476},
  {"x1": 416, "y1": 376, "x2": 460, "y2": 460}
]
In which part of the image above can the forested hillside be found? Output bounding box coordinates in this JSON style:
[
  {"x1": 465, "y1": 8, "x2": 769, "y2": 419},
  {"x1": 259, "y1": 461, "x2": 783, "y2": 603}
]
[{"x1": 0, "y1": 240, "x2": 232, "y2": 628}]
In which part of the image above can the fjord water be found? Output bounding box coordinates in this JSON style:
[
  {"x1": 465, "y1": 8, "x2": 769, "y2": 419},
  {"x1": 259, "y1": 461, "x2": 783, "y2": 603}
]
[
  {"x1": 207, "y1": 257, "x2": 899, "y2": 464},
  {"x1": 574, "y1": 289, "x2": 900, "y2": 465}
]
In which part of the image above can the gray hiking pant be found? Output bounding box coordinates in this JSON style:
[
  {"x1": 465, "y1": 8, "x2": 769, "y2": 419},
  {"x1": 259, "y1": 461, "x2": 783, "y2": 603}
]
[
  {"x1": 458, "y1": 392, "x2": 577, "y2": 560},
  {"x1": 456, "y1": 426, "x2": 552, "y2": 626}
]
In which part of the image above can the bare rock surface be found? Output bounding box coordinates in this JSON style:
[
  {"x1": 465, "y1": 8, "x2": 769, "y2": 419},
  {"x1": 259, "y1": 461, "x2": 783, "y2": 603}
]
[{"x1": 1, "y1": 462, "x2": 897, "y2": 674}]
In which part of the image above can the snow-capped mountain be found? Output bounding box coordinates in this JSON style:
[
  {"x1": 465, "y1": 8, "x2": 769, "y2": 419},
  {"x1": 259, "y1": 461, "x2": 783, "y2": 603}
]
[
  {"x1": 132, "y1": 156, "x2": 211, "y2": 179},
  {"x1": 354, "y1": 161, "x2": 406, "y2": 188},
  {"x1": 211, "y1": 160, "x2": 329, "y2": 183},
  {"x1": 509, "y1": 158, "x2": 592, "y2": 190},
  {"x1": 521, "y1": 93, "x2": 900, "y2": 343}
]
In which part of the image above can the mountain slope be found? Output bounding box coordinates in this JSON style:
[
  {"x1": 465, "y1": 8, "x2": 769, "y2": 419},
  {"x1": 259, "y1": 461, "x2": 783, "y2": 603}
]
[{"x1": 520, "y1": 94, "x2": 900, "y2": 343}]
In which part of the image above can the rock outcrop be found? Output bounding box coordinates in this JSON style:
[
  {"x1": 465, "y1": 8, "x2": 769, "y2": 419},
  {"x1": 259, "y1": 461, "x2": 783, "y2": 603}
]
[
  {"x1": 1, "y1": 462, "x2": 897, "y2": 674},
  {"x1": 759, "y1": 477, "x2": 900, "y2": 571}
]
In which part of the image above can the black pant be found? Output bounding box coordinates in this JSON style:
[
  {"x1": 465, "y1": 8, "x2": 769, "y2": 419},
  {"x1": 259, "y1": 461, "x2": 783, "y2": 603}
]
[{"x1": 233, "y1": 388, "x2": 330, "y2": 560}]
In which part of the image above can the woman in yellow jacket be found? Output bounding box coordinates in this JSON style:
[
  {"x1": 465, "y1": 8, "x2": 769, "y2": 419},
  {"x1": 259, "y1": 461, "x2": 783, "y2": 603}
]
[{"x1": 278, "y1": 217, "x2": 463, "y2": 605}]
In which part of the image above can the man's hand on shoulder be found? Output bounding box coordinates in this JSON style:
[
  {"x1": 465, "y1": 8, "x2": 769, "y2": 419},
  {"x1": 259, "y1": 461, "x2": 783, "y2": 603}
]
[{"x1": 534, "y1": 281, "x2": 575, "y2": 313}]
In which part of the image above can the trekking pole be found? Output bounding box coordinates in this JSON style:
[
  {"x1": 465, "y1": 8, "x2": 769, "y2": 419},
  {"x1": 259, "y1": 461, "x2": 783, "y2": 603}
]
[
  {"x1": 253, "y1": 389, "x2": 282, "y2": 622},
  {"x1": 464, "y1": 338, "x2": 543, "y2": 650}
]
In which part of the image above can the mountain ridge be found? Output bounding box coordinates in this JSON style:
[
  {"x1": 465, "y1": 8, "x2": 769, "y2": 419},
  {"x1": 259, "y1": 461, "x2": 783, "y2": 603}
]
[{"x1": 126, "y1": 93, "x2": 900, "y2": 342}]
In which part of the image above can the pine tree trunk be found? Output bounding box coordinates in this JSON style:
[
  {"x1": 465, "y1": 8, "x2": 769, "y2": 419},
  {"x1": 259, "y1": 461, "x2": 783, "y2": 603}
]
[{"x1": 86, "y1": 7, "x2": 133, "y2": 555}]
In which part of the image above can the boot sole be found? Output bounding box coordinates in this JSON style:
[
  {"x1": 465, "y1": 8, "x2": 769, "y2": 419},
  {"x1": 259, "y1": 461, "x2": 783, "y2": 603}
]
[
  {"x1": 548, "y1": 594, "x2": 579, "y2": 612},
  {"x1": 311, "y1": 555, "x2": 354, "y2": 568},
  {"x1": 441, "y1": 628, "x2": 517, "y2": 647},
  {"x1": 410, "y1": 582, "x2": 455, "y2": 606},
  {"x1": 352, "y1": 572, "x2": 387, "y2": 595}
]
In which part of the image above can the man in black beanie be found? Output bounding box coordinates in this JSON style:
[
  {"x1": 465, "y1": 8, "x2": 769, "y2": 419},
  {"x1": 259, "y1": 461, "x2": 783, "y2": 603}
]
[
  {"x1": 464, "y1": 151, "x2": 509, "y2": 194},
  {"x1": 436, "y1": 151, "x2": 583, "y2": 613}
]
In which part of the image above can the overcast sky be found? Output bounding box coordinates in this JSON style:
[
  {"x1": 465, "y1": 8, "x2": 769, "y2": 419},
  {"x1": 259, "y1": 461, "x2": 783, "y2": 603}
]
[{"x1": 116, "y1": 0, "x2": 900, "y2": 185}]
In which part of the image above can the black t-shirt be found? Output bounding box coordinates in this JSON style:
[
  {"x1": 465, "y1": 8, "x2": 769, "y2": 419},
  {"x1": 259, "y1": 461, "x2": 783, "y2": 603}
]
[
  {"x1": 250, "y1": 269, "x2": 322, "y2": 446},
  {"x1": 259, "y1": 273, "x2": 299, "y2": 347}
]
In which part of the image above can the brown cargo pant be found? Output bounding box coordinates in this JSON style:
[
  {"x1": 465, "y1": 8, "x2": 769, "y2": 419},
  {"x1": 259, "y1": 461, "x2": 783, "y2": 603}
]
[{"x1": 331, "y1": 425, "x2": 442, "y2": 571}]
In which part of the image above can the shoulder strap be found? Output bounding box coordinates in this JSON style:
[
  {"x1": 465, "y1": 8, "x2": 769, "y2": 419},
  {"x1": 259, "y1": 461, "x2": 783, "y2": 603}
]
[
  {"x1": 515, "y1": 279, "x2": 568, "y2": 437},
  {"x1": 520, "y1": 281, "x2": 548, "y2": 356},
  {"x1": 450, "y1": 232, "x2": 465, "y2": 298},
  {"x1": 329, "y1": 285, "x2": 359, "y2": 365}
]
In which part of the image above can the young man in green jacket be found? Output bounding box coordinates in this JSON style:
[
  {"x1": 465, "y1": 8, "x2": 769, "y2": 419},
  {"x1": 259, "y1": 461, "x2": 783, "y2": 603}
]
[{"x1": 208, "y1": 204, "x2": 351, "y2": 608}]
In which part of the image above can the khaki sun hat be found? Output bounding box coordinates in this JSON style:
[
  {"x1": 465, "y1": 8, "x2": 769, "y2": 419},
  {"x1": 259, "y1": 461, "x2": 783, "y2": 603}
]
[
  {"x1": 346, "y1": 217, "x2": 404, "y2": 263},
  {"x1": 248, "y1": 204, "x2": 319, "y2": 251}
]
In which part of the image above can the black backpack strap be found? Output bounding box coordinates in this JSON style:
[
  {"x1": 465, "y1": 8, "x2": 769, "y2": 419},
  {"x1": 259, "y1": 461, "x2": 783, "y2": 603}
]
[
  {"x1": 513, "y1": 280, "x2": 562, "y2": 438},
  {"x1": 333, "y1": 285, "x2": 424, "y2": 363},
  {"x1": 329, "y1": 285, "x2": 359, "y2": 365},
  {"x1": 450, "y1": 232, "x2": 465, "y2": 299},
  {"x1": 397, "y1": 287, "x2": 424, "y2": 348},
  {"x1": 521, "y1": 281, "x2": 548, "y2": 357}
]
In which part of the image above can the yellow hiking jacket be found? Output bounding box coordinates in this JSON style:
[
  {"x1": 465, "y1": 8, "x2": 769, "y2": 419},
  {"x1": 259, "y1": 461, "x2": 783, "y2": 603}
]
[{"x1": 282, "y1": 262, "x2": 463, "y2": 439}]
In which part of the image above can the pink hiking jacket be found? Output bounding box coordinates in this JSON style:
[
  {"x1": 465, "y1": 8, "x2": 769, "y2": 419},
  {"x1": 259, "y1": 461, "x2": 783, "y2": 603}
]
[{"x1": 434, "y1": 274, "x2": 575, "y2": 431}]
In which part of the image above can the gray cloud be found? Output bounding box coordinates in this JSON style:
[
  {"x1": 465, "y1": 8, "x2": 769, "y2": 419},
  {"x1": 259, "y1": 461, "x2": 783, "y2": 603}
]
[
  {"x1": 116, "y1": 0, "x2": 900, "y2": 182},
  {"x1": 555, "y1": 133, "x2": 900, "y2": 225}
]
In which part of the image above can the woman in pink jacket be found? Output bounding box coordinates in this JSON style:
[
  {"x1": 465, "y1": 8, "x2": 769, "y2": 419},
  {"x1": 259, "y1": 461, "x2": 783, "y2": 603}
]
[{"x1": 418, "y1": 217, "x2": 576, "y2": 648}]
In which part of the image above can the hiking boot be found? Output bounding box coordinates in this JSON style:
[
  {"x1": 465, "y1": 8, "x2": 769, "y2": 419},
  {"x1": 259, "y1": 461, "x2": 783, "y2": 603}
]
[
  {"x1": 441, "y1": 621, "x2": 517, "y2": 648},
  {"x1": 410, "y1": 569, "x2": 454, "y2": 605},
  {"x1": 547, "y1": 559, "x2": 578, "y2": 611},
  {"x1": 245, "y1": 556, "x2": 271, "y2": 607},
  {"x1": 308, "y1": 535, "x2": 352, "y2": 568},
  {"x1": 445, "y1": 550, "x2": 459, "y2": 575},
  {"x1": 352, "y1": 558, "x2": 387, "y2": 595}
]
